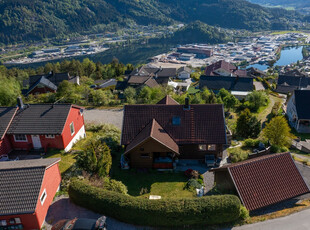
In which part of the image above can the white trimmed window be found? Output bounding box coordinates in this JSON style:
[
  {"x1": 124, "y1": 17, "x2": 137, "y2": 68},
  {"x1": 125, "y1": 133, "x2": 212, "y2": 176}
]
[
  {"x1": 70, "y1": 122, "x2": 75, "y2": 136},
  {"x1": 208, "y1": 144, "x2": 216, "y2": 151},
  {"x1": 45, "y1": 134, "x2": 55, "y2": 138},
  {"x1": 40, "y1": 189, "x2": 47, "y2": 205},
  {"x1": 14, "y1": 134, "x2": 27, "y2": 142},
  {"x1": 198, "y1": 144, "x2": 207, "y2": 151}
]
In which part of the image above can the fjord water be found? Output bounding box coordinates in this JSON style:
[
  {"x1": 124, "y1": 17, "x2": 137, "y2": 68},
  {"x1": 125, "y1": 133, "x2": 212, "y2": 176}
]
[{"x1": 248, "y1": 46, "x2": 304, "y2": 71}]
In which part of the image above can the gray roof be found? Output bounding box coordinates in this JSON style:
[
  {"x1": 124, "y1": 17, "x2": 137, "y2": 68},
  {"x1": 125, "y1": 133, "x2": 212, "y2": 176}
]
[
  {"x1": 0, "y1": 107, "x2": 17, "y2": 139},
  {"x1": 0, "y1": 158, "x2": 60, "y2": 215},
  {"x1": 7, "y1": 104, "x2": 73, "y2": 135},
  {"x1": 177, "y1": 66, "x2": 191, "y2": 74},
  {"x1": 277, "y1": 75, "x2": 310, "y2": 88},
  {"x1": 199, "y1": 75, "x2": 254, "y2": 92},
  {"x1": 95, "y1": 79, "x2": 117, "y2": 89},
  {"x1": 25, "y1": 76, "x2": 58, "y2": 96},
  {"x1": 294, "y1": 90, "x2": 310, "y2": 120}
]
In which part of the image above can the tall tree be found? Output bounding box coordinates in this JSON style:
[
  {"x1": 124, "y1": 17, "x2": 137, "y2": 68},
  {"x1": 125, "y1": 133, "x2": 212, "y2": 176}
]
[
  {"x1": 262, "y1": 116, "x2": 296, "y2": 147},
  {"x1": 236, "y1": 109, "x2": 261, "y2": 138}
]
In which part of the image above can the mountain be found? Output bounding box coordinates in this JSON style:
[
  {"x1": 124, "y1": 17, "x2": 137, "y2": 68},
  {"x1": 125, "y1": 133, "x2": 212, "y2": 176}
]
[
  {"x1": 248, "y1": 0, "x2": 310, "y2": 14},
  {"x1": 0, "y1": 0, "x2": 305, "y2": 44}
]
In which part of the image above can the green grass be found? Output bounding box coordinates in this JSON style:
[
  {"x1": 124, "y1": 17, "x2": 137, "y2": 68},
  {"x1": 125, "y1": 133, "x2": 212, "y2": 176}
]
[
  {"x1": 44, "y1": 149, "x2": 78, "y2": 175},
  {"x1": 256, "y1": 95, "x2": 283, "y2": 122},
  {"x1": 227, "y1": 146, "x2": 252, "y2": 163},
  {"x1": 111, "y1": 153, "x2": 195, "y2": 198},
  {"x1": 271, "y1": 31, "x2": 302, "y2": 35},
  {"x1": 187, "y1": 86, "x2": 200, "y2": 94},
  {"x1": 291, "y1": 129, "x2": 310, "y2": 141}
]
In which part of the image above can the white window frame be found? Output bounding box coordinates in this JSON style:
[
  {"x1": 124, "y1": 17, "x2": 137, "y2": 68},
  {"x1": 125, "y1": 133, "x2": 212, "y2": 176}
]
[
  {"x1": 208, "y1": 144, "x2": 216, "y2": 151},
  {"x1": 14, "y1": 134, "x2": 28, "y2": 142},
  {"x1": 45, "y1": 134, "x2": 55, "y2": 139},
  {"x1": 40, "y1": 189, "x2": 47, "y2": 205},
  {"x1": 70, "y1": 122, "x2": 75, "y2": 136}
]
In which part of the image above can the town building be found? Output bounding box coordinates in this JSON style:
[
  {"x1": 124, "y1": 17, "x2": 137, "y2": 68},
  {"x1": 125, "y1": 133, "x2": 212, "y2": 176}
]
[
  {"x1": 121, "y1": 96, "x2": 227, "y2": 168},
  {"x1": 205, "y1": 60, "x2": 247, "y2": 77},
  {"x1": 0, "y1": 158, "x2": 61, "y2": 229},
  {"x1": 286, "y1": 90, "x2": 310, "y2": 133},
  {"x1": 0, "y1": 99, "x2": 86, "y2": 156},
  {"x1": 211, "y1": 152, "x2": 310, "y2": 211}
]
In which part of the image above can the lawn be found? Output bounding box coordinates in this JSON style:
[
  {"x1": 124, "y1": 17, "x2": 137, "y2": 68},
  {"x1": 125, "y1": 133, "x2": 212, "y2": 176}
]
[
  {"x1": 256, "y1": 95, "x2": 284, "y2": 123},
  {"x1": 111, "y1": 153, "x2": 196, "y2": 198},
  {"x1": 44, "y1": 149, "x2": 78, "y2": 175}
]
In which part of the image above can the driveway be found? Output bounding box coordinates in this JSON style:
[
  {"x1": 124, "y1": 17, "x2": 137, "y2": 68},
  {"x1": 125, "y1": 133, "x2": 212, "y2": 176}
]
[
  {"x1": 44, "y1": 196, "x2": 153, "y2": 230},
  {"x1": 84, "y1": 108, "x2": 123, "y2": 129},
  {"x1": 232, "y1": 208, "x2": 310, "y2": 230}
]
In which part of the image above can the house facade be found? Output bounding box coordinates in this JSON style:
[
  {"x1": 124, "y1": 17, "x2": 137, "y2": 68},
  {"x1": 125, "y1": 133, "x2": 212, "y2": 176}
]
[
  {"x1": 177, "y1": 67, "x2": 191, "y2": 80},
  {"x1": 205, "y1": 60, "x2": 247, "y2": 77},
  {"x1": 121, "y1": 96, "x2": 227, "y2": 169},
  {"x1": 286, "y1": 90, "x2": 310, "y2": 133},
  {"x1": 0, "y1": 99, "x2": 86, "y2": 156},
  {"x1": 0, "y1": 158, "x2": 61, "y2": 229}
]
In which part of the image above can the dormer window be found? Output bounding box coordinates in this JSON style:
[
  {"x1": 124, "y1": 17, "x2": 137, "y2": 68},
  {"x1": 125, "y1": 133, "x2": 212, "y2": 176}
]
[{"x1": 172, "y1": 116, "x2": 181, "y2": 126}]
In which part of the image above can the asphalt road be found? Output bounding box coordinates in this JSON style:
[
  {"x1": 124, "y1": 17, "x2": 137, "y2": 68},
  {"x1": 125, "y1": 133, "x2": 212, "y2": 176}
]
[
  {"x1": 232, "y1": 208, "x2": 310, "y2": 230},
  {"x1": 83, "y1": 108, "x2": 123, "y2": 129}
]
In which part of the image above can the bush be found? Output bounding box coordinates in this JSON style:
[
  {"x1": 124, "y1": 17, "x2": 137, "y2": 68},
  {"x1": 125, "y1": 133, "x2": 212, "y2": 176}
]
[
  {"x1": 185, "y1": 179, "x2": 202, "y2": 190},
  {"x1": 239, "y1": 206, "x2": 250, "y2": 220},
  {"x1": 243, "y1": 139, "x2": 260, "y2": 148},
  {"x1": 229, "y1": 148, "x2": 249, "y2": 163},
  {"x1": 105, "y1": 179, "x2": 128, "y2": 195},
  {"x1": 270, "y1": 145, "x2": 289, "y2": 153},
  {"x1": 69, "y1": 179, "x2": 241, "y2": 227},
  {"x1": 197, "y1": 178, "x2": 204, "y2": 185}
]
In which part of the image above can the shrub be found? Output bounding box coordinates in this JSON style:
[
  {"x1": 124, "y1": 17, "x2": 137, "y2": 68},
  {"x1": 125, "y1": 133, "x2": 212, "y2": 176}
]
[
  {"x1": 229, "y1": 148, "x2": 249, "y2": 163},
  {"x1": 69, "y1": 179, "x2": 241, "y2": 227},
  {"x1": 270, "y1": 145, "x2": 289, "y2": 153},
  {"x1": 239, "y1": 206, "x2": 250, "y2": 220},
  {"x1": 243, "y1": 138, "x2": 260, "y2": 148},
  {"x1": 185, "y1": 179, "x2": 202, "y2": 190},
  {"x1": 197, "y1": 178, "x2": 204, "y2": 185},
  {"x1": 106, "y1": 179, "x2": 128, "y2": 195},
  {"x1": 199, "y1": 174, "x2": 204, "y2": 180}
]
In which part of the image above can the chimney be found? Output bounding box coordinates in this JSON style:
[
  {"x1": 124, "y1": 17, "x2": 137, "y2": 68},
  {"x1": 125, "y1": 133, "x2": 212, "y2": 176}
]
[
  {"x1": 17, "y1": 97, "x2": 25, "y2": 110},
  {"x1": 184, "y1": 97, "x2": 190, "y2": 110}
]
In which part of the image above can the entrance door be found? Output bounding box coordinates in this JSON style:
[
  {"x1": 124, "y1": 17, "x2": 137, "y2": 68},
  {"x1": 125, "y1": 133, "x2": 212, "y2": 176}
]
[{"x1": 31, "y1": 135, "x2": 42, "y2": 149}]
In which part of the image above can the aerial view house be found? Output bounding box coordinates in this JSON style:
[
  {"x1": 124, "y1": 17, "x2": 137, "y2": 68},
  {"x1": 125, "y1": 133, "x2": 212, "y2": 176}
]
[
  {"x1": 286, "y1": 90, "x2": 310, "y2": 133},
  {"x1": 199, "y1": 75, "x2": 254, "y2": 99},
  {"x1": 121, "y1": 96, "x2": 227, "y2": 168},
  {"x1": 211, "y1": 152, "x2": 310, "y2": 211},
  {"x1": 0, "y1": 158, "x2": 61, "y2": 229},
  {"x1": 205, "y1": 60, "x2": 247, "y2": 77},
  {"x1": 22, "y1": 72, "x2": 79, "y2": 96},
  {"x1": 0, "y1": 98, "x2": 86, "y2": 155},
  {"x1": 177, "y1": 66, "x2": 192, "y2": 80},
  {"x1": 275, "y1": 75, "x2": 310, "y2": 94},
  {"x1": 246, "y1": 67, "x2": 267, "y2": 78},
  {"x1": 93, "y1": 79, "x2": 117, "y2": 90}
]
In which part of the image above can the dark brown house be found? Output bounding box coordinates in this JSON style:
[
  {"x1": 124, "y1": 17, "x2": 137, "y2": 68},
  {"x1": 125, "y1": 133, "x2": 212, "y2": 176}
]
[
  {"x1": 121, "y1": 96, "x2": 227, "y2": 168},
  {"x1": 211, "y1": 152, "x2": 310, "y2": 211}
]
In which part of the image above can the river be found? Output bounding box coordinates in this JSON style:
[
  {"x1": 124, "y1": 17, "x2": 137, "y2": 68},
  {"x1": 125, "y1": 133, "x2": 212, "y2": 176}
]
[{"x1": 247, "y1": 46, "x2": 304, "y2": 71}]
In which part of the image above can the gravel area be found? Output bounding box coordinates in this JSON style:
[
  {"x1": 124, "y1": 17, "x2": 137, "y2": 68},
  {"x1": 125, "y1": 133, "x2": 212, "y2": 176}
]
[
  {"x1": 84, "y1": 108, "x2": 124, "y2": 129},
  {"x1": 44, "y1": 196, "x2": 154, "y2": 230},
  {"x1": 254, "y1": 81, "x2": 265, "y2": 91},
  {"x1": 203, "y1": 171, "x2": 214, "y2": 194}
]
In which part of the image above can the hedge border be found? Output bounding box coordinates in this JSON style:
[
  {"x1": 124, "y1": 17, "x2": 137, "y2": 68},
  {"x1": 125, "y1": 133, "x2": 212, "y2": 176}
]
[{"x1": 68, "y1": 178, "x2": 241, "y2": 227}]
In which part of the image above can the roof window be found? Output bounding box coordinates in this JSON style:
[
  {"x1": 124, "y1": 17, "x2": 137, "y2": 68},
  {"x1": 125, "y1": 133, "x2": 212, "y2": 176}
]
[{"x1": 172, "y1": 116, "x2": 181, "y2": 126}]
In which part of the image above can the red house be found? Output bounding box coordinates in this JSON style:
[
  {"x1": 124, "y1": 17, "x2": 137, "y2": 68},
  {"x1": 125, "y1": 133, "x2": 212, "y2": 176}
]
[
  {"x1": 0, "y1": 158, "x2": 61, "y2": 229},
  {"x1": 0, "y1": 99, "x2": 86, "y2": 156}
]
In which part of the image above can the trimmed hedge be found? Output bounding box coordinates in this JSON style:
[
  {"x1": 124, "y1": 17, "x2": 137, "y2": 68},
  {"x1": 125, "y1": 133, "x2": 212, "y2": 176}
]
[{"x1": 69, "y1": 179, "x2": 241, "y2": 227}]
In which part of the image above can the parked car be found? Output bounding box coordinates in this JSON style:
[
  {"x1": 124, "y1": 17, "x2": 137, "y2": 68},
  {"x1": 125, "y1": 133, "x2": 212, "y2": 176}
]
[
  {"x1": 52, "y1": 217, "x2": 107, "y2": 230},
  {"x1": 0, "y1": 154, "x2": 9, "y2": 161}
]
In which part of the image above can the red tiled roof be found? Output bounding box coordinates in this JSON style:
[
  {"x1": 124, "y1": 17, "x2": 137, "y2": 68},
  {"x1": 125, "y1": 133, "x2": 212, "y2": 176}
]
[
  {"x1": 157, "y1": 95, "x2": 180, "y2": 105},
  {"x1": 125, "y1": 119, "x2": 179, "y2": 154},
  {"x1": 213, "y1": 152, "x2": 310, "y2": 211},
  {"x1": 122, "y1": 104, "x2": 227, "y2": 146}
]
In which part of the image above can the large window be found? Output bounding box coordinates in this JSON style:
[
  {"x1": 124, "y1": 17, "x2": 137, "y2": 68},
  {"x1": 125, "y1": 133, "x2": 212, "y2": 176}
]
[
  {"x1": 70, "y1": 122, "x2": 75, "y2": 136},
  {"x1": 45, "y1": 134, "x2": 55, "y2": 139},
  {"x1": 40, "y1": 189, "x2": 47, "y2": 205},
  {"x1": 208, "y1": 144, "x2": 216, "y2": 151},
  {"x1": 198, "y1": 144, "x2": 207, "y2": 151},
  {"x1": 14, "y1": 134, "x2": 27, "y2": 142}
]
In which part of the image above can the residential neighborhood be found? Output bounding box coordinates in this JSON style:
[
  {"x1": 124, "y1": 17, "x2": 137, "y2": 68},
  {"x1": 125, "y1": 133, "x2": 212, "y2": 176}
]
[{"x1": 2, "y1": 32, "x2": 310, "y2": 230}]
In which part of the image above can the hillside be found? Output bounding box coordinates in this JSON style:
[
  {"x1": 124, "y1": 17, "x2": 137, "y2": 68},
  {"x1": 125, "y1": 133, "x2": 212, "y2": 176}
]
[
  {"x1": 248, "y1": 0, "x2": 310, "y2": 14},
  {"x1": 0, "y1": 0, "x2": 305, "y2": 44},
  {"x1": 152, "y1": 21, "x2": 231, "y2": 45}
]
